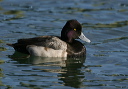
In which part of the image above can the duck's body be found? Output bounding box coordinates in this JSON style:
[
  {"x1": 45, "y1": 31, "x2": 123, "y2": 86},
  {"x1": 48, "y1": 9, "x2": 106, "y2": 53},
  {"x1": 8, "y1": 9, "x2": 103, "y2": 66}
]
[{"x1": 7, "y1": 20, "x2": 90, "y2": 57}]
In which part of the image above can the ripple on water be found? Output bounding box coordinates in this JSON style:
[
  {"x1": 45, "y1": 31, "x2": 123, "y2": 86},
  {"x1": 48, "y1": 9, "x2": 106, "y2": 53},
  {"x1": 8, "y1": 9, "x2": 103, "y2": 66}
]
[{"x1": 0, "y1": 0, "x2": 128, "y2": 89}]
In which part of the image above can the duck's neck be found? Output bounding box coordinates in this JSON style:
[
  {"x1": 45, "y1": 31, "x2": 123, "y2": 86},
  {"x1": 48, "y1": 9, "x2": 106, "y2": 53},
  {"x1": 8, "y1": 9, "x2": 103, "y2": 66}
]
[
  {"x1": 61, "y1": 32, "x2": 72, "y2": 43},
  {"x1": 61, "y1": 35, "x2": 70, "y2": 43}
]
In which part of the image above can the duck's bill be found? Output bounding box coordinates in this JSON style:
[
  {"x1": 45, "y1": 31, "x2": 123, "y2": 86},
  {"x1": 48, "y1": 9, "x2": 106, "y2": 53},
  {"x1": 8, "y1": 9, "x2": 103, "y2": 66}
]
[{"x1": 79, "y1": 32, "x2": 91, "y2": 43}]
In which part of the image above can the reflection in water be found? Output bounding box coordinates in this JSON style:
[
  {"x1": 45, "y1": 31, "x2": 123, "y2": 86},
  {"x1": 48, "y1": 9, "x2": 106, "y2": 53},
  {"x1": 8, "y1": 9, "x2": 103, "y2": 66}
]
[
  {"x1": 83, "y1": 20, "x2": 128, "y2": 28},
  {"x1": 0, "y1": 61, "x2": 5, "y2": 87},
  {"x1": 9, "y1": 51, "x2": 86, "y2": 88},
  {"x1": 102, "y1": 36, "x2": 128, "y2": 43},
  {"x1": 0, "y1": 40, "x2": 7, "y2": 51},
  {"x1": 3, "y1": 10, "x2": 24, "y2": 21},
  {"x1": 0, "y1": 0, "x2": 127, "y2": 88},
  {"x1": 59, "y1": 58, "x2": 85, "y2": 88}
]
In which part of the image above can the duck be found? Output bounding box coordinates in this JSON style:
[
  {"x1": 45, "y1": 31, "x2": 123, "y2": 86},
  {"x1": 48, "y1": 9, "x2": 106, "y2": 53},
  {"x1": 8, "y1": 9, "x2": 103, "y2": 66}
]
[{"x1": 7, "y1": 20, "x2": 91, "y2": 58}]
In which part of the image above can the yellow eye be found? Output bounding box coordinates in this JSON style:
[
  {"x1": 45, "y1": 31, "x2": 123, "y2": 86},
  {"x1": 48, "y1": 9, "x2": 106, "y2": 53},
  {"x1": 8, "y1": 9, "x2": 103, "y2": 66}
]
[{"x1": 74, "y1": 29, "x2": 76, "y2": 31}]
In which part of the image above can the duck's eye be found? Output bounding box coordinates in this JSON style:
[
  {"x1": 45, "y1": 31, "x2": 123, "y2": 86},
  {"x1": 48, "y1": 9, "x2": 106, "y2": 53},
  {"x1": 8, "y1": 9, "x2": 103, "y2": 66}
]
[{"x1": 74, "y1": 29, "x2": 76, "y2": 31}]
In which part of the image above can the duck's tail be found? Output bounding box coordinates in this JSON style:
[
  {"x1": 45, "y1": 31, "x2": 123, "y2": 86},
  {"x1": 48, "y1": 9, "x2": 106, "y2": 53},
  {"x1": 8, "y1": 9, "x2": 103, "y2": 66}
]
[{"x1": 6, "y1": 43, "x2": 14, "y2": 47}]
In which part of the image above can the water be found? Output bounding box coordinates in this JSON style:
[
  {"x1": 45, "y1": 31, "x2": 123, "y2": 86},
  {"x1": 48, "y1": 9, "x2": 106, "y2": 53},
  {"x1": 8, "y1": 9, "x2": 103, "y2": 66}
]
[{"x1": 0, "y1": 0, "x2": 128, "y2": 89}]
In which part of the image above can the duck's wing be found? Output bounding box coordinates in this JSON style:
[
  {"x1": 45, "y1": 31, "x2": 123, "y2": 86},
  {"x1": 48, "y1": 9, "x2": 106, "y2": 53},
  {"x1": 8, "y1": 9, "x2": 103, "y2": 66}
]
[
  {"x1": 16, "y1": 36, "x2": 51, "y2": 44},
  {"x1": 7, "y1": 36, "x2": 67, "y2": 54}
]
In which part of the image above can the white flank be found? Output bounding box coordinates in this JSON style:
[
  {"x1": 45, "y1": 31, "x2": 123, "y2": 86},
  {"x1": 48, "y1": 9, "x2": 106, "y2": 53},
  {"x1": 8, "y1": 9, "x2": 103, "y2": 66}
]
[{"x1": 27, "y1": 45, "x2": 67, "y2": 57}]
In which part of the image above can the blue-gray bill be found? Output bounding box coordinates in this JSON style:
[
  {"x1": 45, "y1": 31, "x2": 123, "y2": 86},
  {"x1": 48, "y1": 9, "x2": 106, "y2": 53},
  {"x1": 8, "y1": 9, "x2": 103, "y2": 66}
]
[{"x1": 79, "y1": 32, "x2": 91, "y2": 43}]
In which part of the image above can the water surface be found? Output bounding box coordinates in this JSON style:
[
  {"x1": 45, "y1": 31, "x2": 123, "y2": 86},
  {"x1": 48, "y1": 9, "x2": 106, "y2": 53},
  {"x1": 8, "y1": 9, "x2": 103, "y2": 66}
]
[{"x1": 0, "y1": 0, "x2": 128, "y2": 89}]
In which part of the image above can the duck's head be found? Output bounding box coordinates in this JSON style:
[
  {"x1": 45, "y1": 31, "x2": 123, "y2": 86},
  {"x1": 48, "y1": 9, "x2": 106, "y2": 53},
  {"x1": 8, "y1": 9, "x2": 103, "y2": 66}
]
[{"x1": 61, "y1": 20, "x2": 91, "y2": 43}]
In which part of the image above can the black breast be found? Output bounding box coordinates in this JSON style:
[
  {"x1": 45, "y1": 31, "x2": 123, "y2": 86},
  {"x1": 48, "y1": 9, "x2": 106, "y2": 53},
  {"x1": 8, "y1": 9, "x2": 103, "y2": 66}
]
[{"x1": 66, "y1": 40, "x2": 86, "y2": 58}]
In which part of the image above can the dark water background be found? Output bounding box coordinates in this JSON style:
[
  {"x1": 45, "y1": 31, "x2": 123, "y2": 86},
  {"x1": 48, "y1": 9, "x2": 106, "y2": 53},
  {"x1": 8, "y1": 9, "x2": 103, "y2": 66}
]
[{"x1": 0, "y1": 0, "x2": 128, "y2": 89}]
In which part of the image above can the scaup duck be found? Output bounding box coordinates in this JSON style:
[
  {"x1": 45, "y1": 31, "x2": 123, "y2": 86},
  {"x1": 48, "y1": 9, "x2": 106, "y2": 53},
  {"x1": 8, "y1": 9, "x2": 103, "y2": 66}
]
[{"x1": 7, "y1": 20, "x2": 91, "y2": 57}]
